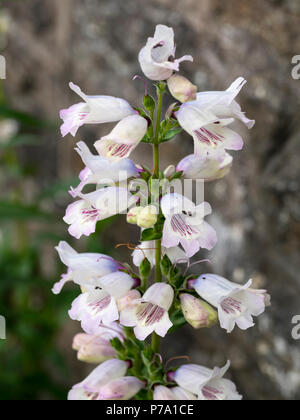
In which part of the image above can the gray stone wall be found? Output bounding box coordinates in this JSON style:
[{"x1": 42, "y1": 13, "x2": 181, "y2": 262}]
[{"x1": 2, "y1": 0, "x2": 300, "y2": 400}]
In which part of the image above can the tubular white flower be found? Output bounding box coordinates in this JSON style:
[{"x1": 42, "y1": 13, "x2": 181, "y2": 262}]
[
  {"x1": 176, "y1": 105, "x2": 243, "y2": 163},
  {"x1": 173, "y1": 361, "x2": 242, "y2": 401},
  {"x1": 60, "y1": 82, "x2": 134, "y2": 137},
  {"x1": 74, "y1": 322, "x2": 124, "y2": 343},
  {"x1": 132, "y1": 240, "x2": 186, "y2": 268},
  {"x1": 120, "y1": 283, "x2": 174, "y2": 341},
  {"x1": 64, "y1": 187, "x2": 137, "y2": 239},
  {"x1": 192, "y1": 77, "x2": 255, "y2": 129},
  {"x1": 69, "y1": 141, "x2": 140, "y2": 197},
  {"x1": 154, "y1": 385, "x2": 197, "y2": 400},
  {"x1": 177, "y1": 153, "x2": 233, "y2": 181},
  {"x1": 68, "y1": 359, "x2": 129, "y2": 400},
  {"x1": 72, "y1": 333, "x2": 117, "y2": 364},
  {"x1": 138, "y1": 24, "x2": 193, "y2": 81},
  {"x1": 98, "y1": 377, "x2": 145, "y2": 400},
  {"x1": 94, "y1": 115, "x2": 148, "y2": 161},
  {"x1": 69, "y1": 272, "x2": 136, "y2": 331},
  {"x1": 176, "y1": 77, "x2": 255, "y2": 162},
  {"x1": 191, "y1": 274, "x2": 271, "y2": 333},
  {"x1": 161, "y1": 193, "x2": 217, "y2": 258},
  {"x1": 172, "y1": 387, "x2": 197, "y2": 400},
  {"x1": 53, "y1": 241, "x2": 120, "y2": 294}
]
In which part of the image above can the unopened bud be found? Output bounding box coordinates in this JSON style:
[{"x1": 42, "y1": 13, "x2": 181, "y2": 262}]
[
  {"x1": 127, "y1": 206, "x2": 143, "y2": 225},
  {"x1": 137, "y1": 205, "x2": 158, "y2": 229},
  {"x1": 180, "y1": 294, "x2": 218, "y2": 329},
  {"x1": 167, "y1": 75, "x2": 197, "y2": 103},
  {"x1": 73, "y1": 333, "x2": 116, "y2": 364},
  {"x1": 164, "y1": 165, "x2": 176, "y2": 178}
]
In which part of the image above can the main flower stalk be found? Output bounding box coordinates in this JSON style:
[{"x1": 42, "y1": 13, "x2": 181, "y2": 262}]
[{"x1": 152, "y1": 85, "x2": 164, "y2": 353}]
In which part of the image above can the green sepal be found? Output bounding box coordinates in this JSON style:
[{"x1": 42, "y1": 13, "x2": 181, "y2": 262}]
[
  {"x1": 160, "y1": 254, "x2": 172, "y2": 277},
  {"x1": 133, "y1": 106, "x2": 149, "y2": 119},
  {"x1": 139, "y1": 257, "x2": 151, "y2": 279},
  {"x1": 169, "y1": 171, "x2": 183, "y2": 181},
  {"x1": 143, "y1": 95, "x2": 156, "y2": 114}
]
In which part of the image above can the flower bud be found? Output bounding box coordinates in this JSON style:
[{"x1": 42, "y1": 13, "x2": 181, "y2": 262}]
[
  {"x1": 137, "y1": 205, "x2": 158, "y2": 229},
  {"x1": 180, "y1": 293, "x2": 218, "y2": 329},
  {"x1": 73, "y1": 333, "x2": 117, "y2": 364},
  {"x1": 98, "y1": 377, "x2": 145, "y2": 400},
  {"x1": 164, "y1": 165, "x2": 176, "y2": 178},
  {"x1": 167, "y1": 75, "x2": 197, "y2": 103},
  {"x1": 72, "y1": 333, "x2": 91, "y2": 351},
  {"x1": 127, "y1": 206, "x2": 143, "y2": 225}
]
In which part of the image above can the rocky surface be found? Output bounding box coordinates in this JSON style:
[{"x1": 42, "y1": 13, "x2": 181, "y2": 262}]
[{"x1": 2, "y1": 0, "x2": 300, "y2": 399}]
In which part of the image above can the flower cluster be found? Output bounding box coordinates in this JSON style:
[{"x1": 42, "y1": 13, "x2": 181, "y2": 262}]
[{"x1": 55, "y1": 25, "x2": 270, "y2": 401}]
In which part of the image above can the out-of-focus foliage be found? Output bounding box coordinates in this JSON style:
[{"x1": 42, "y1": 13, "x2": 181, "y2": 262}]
[
  {"x1": 0, "y1": 77, "x2": 117, "y2": 400},
  {"x1": 0, "y1": 93, "x2": 75, "y2": 399},
  {"x1": 0, "y1": 245, "x2": 76, "y2": 400},
  {"x1": 0, "y1": 88, "x2": 119, "y2": 399}
]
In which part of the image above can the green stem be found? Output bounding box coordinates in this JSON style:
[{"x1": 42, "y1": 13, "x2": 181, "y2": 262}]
[
  {"x1": 151, "y1": 85, "x2": 164, "y2": 354},
  {"x1": 151, "y1": 332, "x2": 161, "y2": 355}
]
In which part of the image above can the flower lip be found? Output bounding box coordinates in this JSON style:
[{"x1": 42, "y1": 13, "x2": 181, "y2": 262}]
[
  {"x1": 143, "y1": 283, "x2": 174, "y2": 311},
  {"x1": 138, "y1": 24, "x2": 193, "y2": 81}
]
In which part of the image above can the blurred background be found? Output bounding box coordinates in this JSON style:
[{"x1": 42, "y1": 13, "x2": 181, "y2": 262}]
[{"x1": 0, "y1": 0, "x2": 299, "y2": 400}]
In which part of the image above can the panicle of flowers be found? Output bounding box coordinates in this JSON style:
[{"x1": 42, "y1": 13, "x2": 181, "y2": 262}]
[{"x1": 54, "y1": 24, "x2": 269, "y2": 401}]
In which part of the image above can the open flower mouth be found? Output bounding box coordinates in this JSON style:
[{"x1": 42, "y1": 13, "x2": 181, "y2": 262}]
[
  {"x1": 170, "y1": 214, "x2": 201, "y2": 239},
  {"x1": 81, "y1": 207, "x2": 99, "y2": 223},
  {"x1": 202, "y1": 385, "x2": 225, "y2": 400},
  {"x1": 78, "y1": 111, "x2": 89, "y2": 121},
  {"x1": 153, "y1": 41, "x2": 165, "y2": 49},
  {"x1": 220, "y1": 297, "x2": 243, "y2": 315},
  {"x1": 194, "y1": 127, "x2": 225, "y2": 147},
  {"x1": 85, "y1": 391, "x2": 99, "y2": 401},
  {"x1": 89, "y1": 295, "x2": 111, "y2": 315},
  {"x1": 107, "y1": 143, "x2": 135, "y2": 159},
  {"x1": 136, "y1": 303, "x2": 165, "y2": 327}
]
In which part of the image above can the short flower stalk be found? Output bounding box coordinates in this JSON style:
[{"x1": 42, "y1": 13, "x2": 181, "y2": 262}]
[{"x1": 55, "y1": 24, "x2": 270, "y2": 401}]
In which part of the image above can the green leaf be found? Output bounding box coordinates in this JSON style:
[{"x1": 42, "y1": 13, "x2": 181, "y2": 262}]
[
  {"x1": 143, "y1": 95, "x2": 155, "y2": 114},
  {"x1": 169, "y1": 171, "x2": 183, "y2": 181},
  {"x1": 169, "y1": 310, "x2": 187, "y2": 333},
  {"x1": 139, "y1": 258, "x2": 151, "y2": 279},
  {"x1": 141, "y1": 133, "x2": 152, "y2": 143},
  {"x1": 141, "y1": 228, "x2": 162, "y2": 242},
  {"x1": 161, "y1": 127, "x2": 183, "y2": 142},
  {"x1": 160, "y1": 255, "x2": 172, "y2": 276},
  {"x1": 142, "y1": 347, "x2": 154, "y2": 366},
  {"x1": 133, "y1": 107, "x2": 149, "y2": 119},
  {"x1": 110, "y1": 338, "x2": 125, "y2": 354}
]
